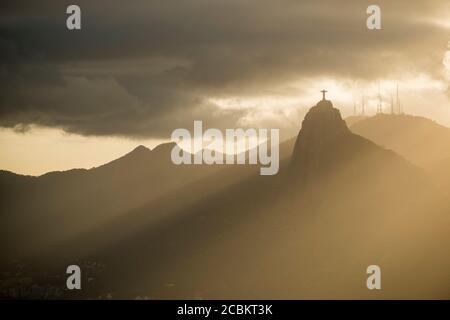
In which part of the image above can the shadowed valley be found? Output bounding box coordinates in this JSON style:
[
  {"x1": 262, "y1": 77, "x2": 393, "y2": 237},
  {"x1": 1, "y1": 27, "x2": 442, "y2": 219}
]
[{"x1": 2, "y1": 99, "x2": 450, "y2": 299}]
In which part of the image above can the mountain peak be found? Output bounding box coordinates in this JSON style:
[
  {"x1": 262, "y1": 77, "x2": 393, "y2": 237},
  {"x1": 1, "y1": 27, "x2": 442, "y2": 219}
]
[
  {"x1": 152, "y1": 142, "x2": 177, "y2": 153},
  {"x1": 98, "y1": 144, "x2": 152, "y2": 170},
  {"x1": 290, "y1": 99, "x2": 352, "y2": 178},
  {"x1": 299, "y1": 99, "x2": 349, "y2": 137},
  {"x1": 132, "y1": 145, "x2": 151, "y2": 153},
  {"x1": 315, "y1": 99, "x2": 333, "y2": 108}
]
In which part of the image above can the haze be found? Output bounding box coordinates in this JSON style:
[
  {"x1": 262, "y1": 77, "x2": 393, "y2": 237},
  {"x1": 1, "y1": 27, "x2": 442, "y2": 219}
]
[{"x1": 1, "y1": 0, "x2": 449, "y2": 174}]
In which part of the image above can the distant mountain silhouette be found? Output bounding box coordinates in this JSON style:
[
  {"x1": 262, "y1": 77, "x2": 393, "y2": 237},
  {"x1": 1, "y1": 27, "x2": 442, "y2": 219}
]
[
  {"x1": 0, "y1": 138, "x2": 297, "y2": 262},
  {"x1": 290, "y1": 100, "x2": 416, "y2": 183},
  {"x1": 349, "y1": 113, "x2": 450, "y2": 168},
  {"x1": 0, "y1": 142, "x2": 224, "y2": 261},
  {"x1": 2, "y1": 100, "x2": 450, "y2": 299},
  {"x1": 344, "y1": 115, "x2": 369, "y2": 127},
  {"x1": 15, "y1": 98, "x2": 447, "y2": 300},
  {"x1": 291, "y1": 100, "x2": 352, "y2": 178}
]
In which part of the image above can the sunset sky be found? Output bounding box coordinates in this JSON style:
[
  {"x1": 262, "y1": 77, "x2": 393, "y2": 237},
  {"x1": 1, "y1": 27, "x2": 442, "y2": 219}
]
[{"x1": 1, "y1": 0, "x2": 450, "y2": 175}]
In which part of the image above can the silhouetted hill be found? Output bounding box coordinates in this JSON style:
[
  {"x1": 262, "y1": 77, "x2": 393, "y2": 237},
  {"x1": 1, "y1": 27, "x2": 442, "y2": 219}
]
[
  {"x1": 349, "y1": 113, "x2": 450, "y2": 168},
  {"x1": 1, "y1": 138, "x2": 297, "y2": 262},
  {"x1": 0, "y1": 142, "x2": 223, "y2": 261},
  {"x1": 30, "y1": 99, "x2": 450, "y2": 299},
  {"x1": 344, "y1": 115, "x2": 369, "y2": 127},
  {"x1": 291, "y1": 100, "x2": 350, "y2": 178},
  {"x1": 98, "y1": 144, "x2": 152, "y2": 168},
  {"x1": 291, "y1": 101, "x2": 416, "y2": 184}
]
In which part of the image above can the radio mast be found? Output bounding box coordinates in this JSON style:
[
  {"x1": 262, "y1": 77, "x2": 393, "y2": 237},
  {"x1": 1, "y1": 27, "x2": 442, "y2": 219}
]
[
  {"x1": 396, "y1": 84, "x2": 401, "y2": 114},
  {"x1": 377, "y1": 82, "x2": 383, "y2": 114}
]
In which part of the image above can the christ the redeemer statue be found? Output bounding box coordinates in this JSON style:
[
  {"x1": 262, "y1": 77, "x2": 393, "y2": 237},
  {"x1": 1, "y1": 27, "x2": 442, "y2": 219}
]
[{"x1": 321, "y1": 89, "x2": 327, "y2": 100}]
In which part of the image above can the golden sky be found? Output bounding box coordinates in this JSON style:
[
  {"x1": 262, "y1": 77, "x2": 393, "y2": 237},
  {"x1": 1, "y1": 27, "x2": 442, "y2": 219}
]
[{"x1": 1, "y1": 0, "x2": 449, "y2": 175}]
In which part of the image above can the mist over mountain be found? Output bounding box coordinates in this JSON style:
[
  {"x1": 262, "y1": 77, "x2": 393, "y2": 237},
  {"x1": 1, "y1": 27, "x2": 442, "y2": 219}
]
[
  {"x1": 349, "y1": 113, "x2": 450, "y2": 168},
  {"x1": 344, "y1": 115, "x2": 369, "y2": 127},
  {"x1": 0, "y1": 142, "x2": 225, "y2": 261},
  {"x1": 5, "y1": 98, "x2": 446, "y2": 299},
  {"x1": 2, "y1": 0, "x2": 450, "y2": 302},
  {"x1": 1, "y1": 137, "x2": 293, "y2": 263}
]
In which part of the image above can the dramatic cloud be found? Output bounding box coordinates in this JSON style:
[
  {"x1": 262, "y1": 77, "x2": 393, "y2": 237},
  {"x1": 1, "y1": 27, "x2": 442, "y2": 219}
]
[{"x1": 0, "y1": 0, "x2": 449, "y2": 138}]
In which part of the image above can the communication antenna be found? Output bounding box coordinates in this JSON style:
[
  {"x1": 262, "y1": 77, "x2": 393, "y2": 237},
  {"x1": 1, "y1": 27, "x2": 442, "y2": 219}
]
[
  {"x1": 361, "y1": 95, "x2": 365, "y2": 116},
  {"x1": 390, "y1": 94, "x2": 394, "y2": 115},
  {"x1": 377, "y1": 81, "x2": 383, "y2": 114}
]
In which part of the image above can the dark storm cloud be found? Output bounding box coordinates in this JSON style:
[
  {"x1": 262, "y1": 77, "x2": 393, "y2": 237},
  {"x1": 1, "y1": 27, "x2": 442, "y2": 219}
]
[{"x1": 0, "y1": 0, "x2": 449, "y2": 138}]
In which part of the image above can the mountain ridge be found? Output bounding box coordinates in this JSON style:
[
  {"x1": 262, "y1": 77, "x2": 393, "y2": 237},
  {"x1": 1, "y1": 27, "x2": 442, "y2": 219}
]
[
  {"x1": 350, "y1": 113, "x2": 450, "y2": 167},
  {"x1": 32, "y1": 98, "x2": 447, "y2": 299}
]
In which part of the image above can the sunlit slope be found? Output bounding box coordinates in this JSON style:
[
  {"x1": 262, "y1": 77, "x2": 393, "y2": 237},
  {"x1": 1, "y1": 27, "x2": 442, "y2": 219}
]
[
  {"x1": 61, "y1": 101, "x2": 450, "y2": 299},
  {"x1": 350, "y1": 113, "x2": 450, "y2": 168},
  {"x1": 0, "y1": 137, "x2": 296, "y2": 264},
  {"x1": 0, "y1": 143, "x2": 222, "y2": 261}
]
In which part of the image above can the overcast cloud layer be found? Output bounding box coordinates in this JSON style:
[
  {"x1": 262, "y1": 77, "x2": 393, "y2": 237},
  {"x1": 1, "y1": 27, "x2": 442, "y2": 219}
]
[{"x1": 0, "y1": 0, "x2": 449, "y2": 138}]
